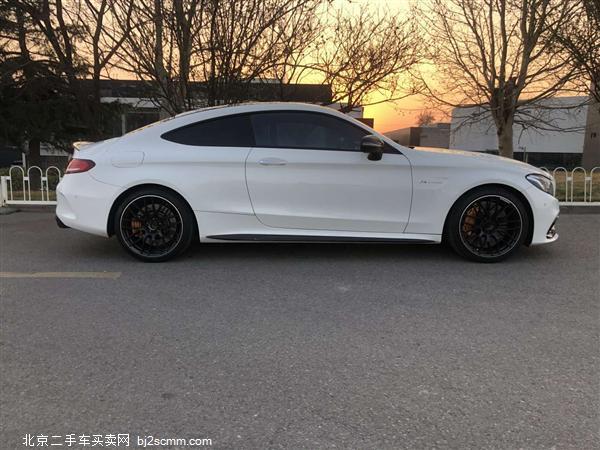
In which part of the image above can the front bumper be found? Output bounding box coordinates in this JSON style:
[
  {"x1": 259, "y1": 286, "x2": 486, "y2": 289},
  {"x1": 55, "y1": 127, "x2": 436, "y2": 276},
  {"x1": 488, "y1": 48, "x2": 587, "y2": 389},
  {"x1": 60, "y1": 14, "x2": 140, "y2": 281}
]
[
  {"x1": 546, "y1": 217, "x2": 558, "y2": 240},
  {"x1": 528, "y1": 187, "x2": 560, "y2": 245}
]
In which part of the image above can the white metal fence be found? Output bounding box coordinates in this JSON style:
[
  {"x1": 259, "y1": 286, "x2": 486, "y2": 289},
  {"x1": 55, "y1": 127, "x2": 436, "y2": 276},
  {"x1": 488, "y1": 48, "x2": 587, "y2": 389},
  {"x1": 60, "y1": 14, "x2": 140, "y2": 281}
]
[
  {"x1": 0, "y1": 165, "x2": 599, "y2": 207},
  {"x1": 539, "y1": 167, "x2": 600, "y2": 204},
  {"x1": 1, "y1": 165, "x2": 62, "y2": 206}
]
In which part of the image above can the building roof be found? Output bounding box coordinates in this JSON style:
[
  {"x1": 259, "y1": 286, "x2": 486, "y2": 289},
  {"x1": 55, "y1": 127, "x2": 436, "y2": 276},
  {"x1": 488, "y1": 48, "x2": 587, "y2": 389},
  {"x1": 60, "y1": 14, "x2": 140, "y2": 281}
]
[
  {"x1": 384, "y1": 123, "x2": 450, "y2": 136},
  {"x1": 451, "y1": 96, "x2": 589, "y2": 115},
  {"x1": 80, "y1": 79, "x2": 332, "y2": 104}
]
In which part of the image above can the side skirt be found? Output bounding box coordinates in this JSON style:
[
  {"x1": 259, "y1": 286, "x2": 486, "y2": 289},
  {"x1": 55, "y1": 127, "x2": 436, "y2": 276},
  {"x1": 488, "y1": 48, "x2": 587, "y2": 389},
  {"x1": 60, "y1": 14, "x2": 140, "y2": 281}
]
[{"x1": 205, "y1": 234, "x2": 436, "y2": 243}]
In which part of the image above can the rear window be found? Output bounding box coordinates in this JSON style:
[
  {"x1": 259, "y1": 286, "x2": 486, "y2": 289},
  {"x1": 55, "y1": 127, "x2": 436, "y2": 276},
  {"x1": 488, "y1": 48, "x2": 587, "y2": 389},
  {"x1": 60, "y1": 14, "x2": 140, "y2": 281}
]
[{"x1": 161, "y1": 114, "x2": 254, "y2": 147}]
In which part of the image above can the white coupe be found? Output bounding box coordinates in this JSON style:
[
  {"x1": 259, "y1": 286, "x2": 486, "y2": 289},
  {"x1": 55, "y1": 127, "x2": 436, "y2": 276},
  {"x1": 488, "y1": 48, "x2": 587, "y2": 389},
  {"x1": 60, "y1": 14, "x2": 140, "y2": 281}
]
[{"x1": 56, "y1": 102, "x2": 559, "y2": 262}]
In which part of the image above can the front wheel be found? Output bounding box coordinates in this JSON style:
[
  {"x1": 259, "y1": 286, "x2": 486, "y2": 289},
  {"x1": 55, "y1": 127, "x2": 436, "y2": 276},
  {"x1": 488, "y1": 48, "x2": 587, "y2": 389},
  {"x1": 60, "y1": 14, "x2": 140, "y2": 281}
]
[
  {"x1": 114, "y1": 188, "x2": 194, "y2": 262},
  {"x1": 445, "y1": 187, "x2": 530, "y2": 262}
]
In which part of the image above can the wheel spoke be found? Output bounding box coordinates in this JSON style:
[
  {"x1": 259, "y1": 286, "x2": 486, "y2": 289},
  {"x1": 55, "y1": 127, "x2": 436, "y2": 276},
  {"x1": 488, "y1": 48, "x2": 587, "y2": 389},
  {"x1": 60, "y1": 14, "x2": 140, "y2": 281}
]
[
  {"x1": 459, "y1": 195, "x2": 522, "y2": 258},
  {"x1": 120, "y1": 195, "x2": 183, "y2": 257}
]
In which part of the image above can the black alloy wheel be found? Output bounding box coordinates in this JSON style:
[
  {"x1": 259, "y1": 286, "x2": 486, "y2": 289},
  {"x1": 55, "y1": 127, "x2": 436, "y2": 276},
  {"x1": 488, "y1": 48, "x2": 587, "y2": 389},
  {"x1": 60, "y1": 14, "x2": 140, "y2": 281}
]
[
  {"x1": 115, "y1": 188, "x2": 194, "y2": 262},
  {"x1": 459, "y1": 195, "x2": 522, "y2": 258},
  {"x1": 446, "y1": 187, "x2": 529, "y2": 262}
]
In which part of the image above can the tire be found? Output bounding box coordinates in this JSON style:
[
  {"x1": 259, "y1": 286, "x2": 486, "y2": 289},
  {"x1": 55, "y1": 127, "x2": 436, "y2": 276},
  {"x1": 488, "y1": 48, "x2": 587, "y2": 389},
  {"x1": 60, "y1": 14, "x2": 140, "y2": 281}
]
[
  {"x1": 114, "y1": 187, "x2": 194, "y2": 262},
  {"x1": 445, "y1": 186, "x2": 530, "y2": 263}
]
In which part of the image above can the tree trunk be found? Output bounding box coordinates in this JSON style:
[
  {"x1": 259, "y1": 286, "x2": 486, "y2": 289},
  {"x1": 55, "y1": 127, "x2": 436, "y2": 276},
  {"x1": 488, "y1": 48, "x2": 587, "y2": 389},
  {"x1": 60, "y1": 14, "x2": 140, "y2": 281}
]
[
  {"x1": 17, "y1": 5, "x2": 41, "y2": 187},
  {"x1": 206, "y1": 0, "x2": 218, "y2": 107},
  {"x1": 153, "y1": 0, "x2": 170, "y2": 118},
  {"x1": 497, "y1": 122, "x2": 514, "y2": 159},
  {"x1": 174, "y1": 0, "x2": 190, "y2": 112},
  {"x1": 27, "y1": 140, "x2": 42, "y2": 190},
  {"x1": 91, "y1": 67, "x2": 102, "y2": 138}
]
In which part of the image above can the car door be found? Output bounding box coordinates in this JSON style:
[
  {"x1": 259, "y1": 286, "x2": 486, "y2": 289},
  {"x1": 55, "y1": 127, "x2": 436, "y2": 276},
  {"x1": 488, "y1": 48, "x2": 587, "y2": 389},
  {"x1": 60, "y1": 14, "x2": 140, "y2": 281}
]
[
  {"x1": 157, "y1": 113, "x2": 254, "y2": 215},
  {"x1": 245, "y1": 111, "x2": 412, "y2": 233}
]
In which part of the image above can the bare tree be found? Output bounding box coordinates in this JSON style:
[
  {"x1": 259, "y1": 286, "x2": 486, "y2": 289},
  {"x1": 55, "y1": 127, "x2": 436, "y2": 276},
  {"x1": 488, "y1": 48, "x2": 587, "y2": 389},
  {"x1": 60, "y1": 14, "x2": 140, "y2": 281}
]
[
  {"x1": 105, "y1": 0, "x2": 422, "y2": 117},
  {"x1": 0, "y1": 2, "x2": 24, "y2": 74},
  {"x1": 113, "y1": 0, "x2": 322, "y2": 113},
  {"x1": 112, "y1": 0, "x2": 207, "y2": 114},
  {"x1": 20, "y1": 0, "x2": 85, "y2": 86},
  {"x1": 556, "y1": 0, "x2": 600, "y2": 108},
  {"x1": 113, "y1": 0, "x2": 422, "y2": 115},
  {"x1": 74, "y1": 0, "x2": 135, "y2": 104},
  {"x1": 14, "y1": 0, "x2": 131, "y2": 128},
  {"x1": 1, "y1": 0, "x2": 425, "y2": 134},
  {"x1": 6, "y1": 0, "x2": 90, "y2": 169},
  {"x1": 419, "y1": 0, "x2": 581, "y2": 158},
  {"x1": 200, "y1": 0, "x2": 323, "y2": 106},
  {"x1": 259, "y1": 0, "x2": 323, "y2": 98},
  {"x1": 311, "y1": 6, "x2": 421, "y2": 113},
  {"x1": 417, "y1": 110, "x2": 436, "y2": 126},
  {"x1": 0, "y1": 0, "x2": 134, "y2": 165}
]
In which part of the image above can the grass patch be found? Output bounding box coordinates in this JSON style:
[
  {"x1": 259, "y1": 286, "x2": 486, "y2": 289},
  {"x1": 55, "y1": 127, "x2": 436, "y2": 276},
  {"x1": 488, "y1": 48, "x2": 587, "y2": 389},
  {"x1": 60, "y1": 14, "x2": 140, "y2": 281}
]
[
  {"x1": 5, "y1": 190, "x2": 57, "y2": 201},
  {"x1": 552, "y1": 171, "x2": 600, "y2": 202}
]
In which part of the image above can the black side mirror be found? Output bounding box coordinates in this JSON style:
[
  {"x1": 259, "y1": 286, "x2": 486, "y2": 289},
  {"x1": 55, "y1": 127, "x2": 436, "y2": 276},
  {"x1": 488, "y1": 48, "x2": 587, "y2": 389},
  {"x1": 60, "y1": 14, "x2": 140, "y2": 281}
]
[{"x1": 361, "y1": 135, "x2": 384, "y2": 161}]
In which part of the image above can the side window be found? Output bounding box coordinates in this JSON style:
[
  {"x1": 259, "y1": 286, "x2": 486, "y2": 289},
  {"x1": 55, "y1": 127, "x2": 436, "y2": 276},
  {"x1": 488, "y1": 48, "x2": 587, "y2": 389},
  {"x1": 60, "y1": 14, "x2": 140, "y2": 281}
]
[
  {"x1": 250, "y1": 112, "x2": 367, "y2": 151},
  {"x1": 161, "y1": 114, "x2": 254, "y2": 147}
]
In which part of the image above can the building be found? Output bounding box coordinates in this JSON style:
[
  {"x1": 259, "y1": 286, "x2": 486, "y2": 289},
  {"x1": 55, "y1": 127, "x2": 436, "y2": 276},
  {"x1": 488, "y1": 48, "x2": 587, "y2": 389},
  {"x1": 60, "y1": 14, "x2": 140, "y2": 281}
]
[
  {"x1": 0, "y1": 145, "x2": 22, "y2": 167},
  {"x1": 95, "y1": 80, "x2": 373, "y2": 135},
  {"x1": 384, "y1": 123, "x2": 450, "y2": 148},
  {"x1": 3, "y1": 79, "x2": 375, "y2": 169},
  {"x1": 582, "y1": 101, "x2": 600, "y2": 169},
  {"x1": 450, "y1": 96, "x2": 599, "y2": 169},
  {"x1": 95, "y1": 79, "x2": 336, "y2": 135}
]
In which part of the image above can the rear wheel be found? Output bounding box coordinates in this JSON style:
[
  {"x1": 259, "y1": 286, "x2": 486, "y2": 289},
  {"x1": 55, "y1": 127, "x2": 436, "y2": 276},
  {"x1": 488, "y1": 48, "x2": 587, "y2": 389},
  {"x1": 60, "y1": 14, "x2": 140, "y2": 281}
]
[
  {"x1": 114, "y1": 188, "x2": 194, "y2": 262},
  {"x1": 445, "y1": 187, "x2": 529, "y2": 262}
]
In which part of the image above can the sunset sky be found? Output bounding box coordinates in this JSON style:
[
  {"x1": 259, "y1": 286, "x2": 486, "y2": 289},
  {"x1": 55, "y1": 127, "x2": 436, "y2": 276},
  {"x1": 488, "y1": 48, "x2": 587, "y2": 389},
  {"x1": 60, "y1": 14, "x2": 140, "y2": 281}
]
[
  {"x1": 339, "y1": 0, "x2": 435, "y2": 132},
  {"x1": 107, "y1": 0, "x2": 436, "y2": 133},
  {"x1": 365, "y1": 95, "x2": 435, "y2": 133}
]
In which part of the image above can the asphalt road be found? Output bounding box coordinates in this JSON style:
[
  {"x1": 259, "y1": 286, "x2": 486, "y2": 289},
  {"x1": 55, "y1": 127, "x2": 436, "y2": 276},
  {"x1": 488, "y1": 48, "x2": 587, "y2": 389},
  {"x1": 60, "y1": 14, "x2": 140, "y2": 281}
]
[{"x1": 1, "y1": 211, "x2": 598, "y2": 449}]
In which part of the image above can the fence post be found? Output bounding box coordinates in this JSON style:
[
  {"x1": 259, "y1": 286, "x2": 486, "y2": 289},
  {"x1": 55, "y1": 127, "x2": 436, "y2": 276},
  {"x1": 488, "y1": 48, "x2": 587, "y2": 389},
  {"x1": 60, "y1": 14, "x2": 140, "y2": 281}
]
[
  {"x1": 591, "y1": 168, "x2": 599, "y2": 202},
  {"x1": 0, "y1": 176, "x2": 8, "y2": 206}
]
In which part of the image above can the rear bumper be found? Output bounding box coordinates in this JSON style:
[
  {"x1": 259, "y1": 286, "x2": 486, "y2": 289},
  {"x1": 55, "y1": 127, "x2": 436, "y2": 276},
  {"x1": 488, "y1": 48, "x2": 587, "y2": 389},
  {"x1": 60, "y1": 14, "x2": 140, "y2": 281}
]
[{"x1": 56, "y1": 172, "x2": 120, "y2": 237}]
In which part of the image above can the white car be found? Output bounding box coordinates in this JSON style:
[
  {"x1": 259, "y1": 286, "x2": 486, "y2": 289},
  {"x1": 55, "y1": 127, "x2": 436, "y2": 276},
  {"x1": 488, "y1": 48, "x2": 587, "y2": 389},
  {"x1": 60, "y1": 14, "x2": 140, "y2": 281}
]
[{"x1": 56, "y1": 102, "x2": 559, "y2": 262}]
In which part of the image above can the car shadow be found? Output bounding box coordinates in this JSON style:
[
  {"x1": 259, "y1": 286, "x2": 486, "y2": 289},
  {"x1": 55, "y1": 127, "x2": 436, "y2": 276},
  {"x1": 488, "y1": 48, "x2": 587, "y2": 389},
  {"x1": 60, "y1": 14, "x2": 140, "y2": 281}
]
[
  {"x1": 48, "y1": 229, "x2": 557, "y2": 267},
  {"x1": 185, "y1": 241, "x2": 555, "y2": 263},
  {"x1": 186, "y1": 241, "x2": 454, "y2": 262}
]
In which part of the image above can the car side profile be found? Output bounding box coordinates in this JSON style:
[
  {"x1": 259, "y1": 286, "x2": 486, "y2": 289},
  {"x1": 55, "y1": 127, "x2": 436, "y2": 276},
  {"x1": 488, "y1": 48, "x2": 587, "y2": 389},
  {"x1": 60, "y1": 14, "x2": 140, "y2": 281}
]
[{"x1": 56, "y1": 102, "x2": 559, "y2": 262}]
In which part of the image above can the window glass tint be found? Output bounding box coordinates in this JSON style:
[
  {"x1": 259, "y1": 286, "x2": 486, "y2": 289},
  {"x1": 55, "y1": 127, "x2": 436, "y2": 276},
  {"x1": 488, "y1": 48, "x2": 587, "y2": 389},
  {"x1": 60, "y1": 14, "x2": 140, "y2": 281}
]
[
  {"x1": 161, "y1": 114, "x2": 254, "y2": 147},
  {"x1": 250, "y1": 112, "x2": 367, "y2": 151}
]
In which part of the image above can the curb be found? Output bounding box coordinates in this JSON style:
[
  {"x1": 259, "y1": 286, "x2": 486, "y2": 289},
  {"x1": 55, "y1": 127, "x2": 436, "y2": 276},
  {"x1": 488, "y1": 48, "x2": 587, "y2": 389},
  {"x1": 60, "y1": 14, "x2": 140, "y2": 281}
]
[
  {"x1": 1, "y1": 205, "x2": 53, "y2": 213},
  {"x1": 0, "y1": 206, "x2": 20, "y2": 215},
  {"x1": 558, "y1": 204, "x2": 600, "y2": 214}
]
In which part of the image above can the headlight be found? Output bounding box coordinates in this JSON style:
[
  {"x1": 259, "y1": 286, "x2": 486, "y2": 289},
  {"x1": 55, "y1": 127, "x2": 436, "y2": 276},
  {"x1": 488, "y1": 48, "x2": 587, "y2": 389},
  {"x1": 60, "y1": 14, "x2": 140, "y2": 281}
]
[{"x1": 526, "y1": 173, "x2": 554, "y2": 194}]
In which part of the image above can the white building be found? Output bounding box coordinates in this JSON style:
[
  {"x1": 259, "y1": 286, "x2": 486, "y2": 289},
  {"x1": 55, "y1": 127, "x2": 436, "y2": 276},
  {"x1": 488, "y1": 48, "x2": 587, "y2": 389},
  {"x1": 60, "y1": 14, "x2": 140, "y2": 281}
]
[{"x1": 450, "y1": 96, "x2": 598, "y2": 168}]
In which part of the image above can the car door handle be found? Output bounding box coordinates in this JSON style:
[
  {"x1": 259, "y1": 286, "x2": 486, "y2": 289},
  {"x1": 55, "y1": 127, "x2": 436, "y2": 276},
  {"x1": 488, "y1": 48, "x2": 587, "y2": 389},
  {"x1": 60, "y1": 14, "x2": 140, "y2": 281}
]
[{"x1": 259, "y1": 158, "x2": 287, "y2": 166}]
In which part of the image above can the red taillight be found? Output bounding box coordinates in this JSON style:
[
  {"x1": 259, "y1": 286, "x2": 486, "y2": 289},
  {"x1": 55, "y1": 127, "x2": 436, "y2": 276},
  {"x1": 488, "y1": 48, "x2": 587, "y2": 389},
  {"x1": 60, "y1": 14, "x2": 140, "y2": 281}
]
[{"x1": 65, "y1": 158, "x2": 95, "y2": 174}]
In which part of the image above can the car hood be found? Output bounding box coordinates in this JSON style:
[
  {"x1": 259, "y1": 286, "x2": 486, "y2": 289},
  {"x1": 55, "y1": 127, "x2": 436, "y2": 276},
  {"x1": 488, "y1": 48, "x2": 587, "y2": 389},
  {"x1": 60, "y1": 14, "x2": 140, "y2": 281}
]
[{"x1": 410, "y1": 146, "x2": 544, "y2": 175}]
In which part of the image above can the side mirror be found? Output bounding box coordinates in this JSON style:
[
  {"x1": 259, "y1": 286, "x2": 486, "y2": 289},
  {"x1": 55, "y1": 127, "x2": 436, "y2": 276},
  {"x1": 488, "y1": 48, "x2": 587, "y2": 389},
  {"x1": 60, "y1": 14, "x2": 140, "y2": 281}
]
[{"x1": 361, "y1": 135, "x2": 384, "y2": 161}]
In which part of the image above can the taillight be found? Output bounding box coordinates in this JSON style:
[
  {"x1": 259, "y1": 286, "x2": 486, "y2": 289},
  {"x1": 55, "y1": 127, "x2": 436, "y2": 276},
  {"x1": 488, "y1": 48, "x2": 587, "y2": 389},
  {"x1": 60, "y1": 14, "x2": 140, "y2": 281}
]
[{"x1": 65, "y1": 158, "x2": 95, "y2": 174}]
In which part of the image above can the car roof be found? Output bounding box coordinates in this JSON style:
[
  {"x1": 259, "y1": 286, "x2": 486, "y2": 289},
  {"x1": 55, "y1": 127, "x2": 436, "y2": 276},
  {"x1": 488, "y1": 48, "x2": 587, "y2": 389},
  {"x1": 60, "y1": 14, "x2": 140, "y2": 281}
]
[
  {"x1": 122, "y1": 102, "x2": 391, "y2": 146},
  {"x1": 176, "y1": 102, "x2": 344, "y2": 118},
  {"x1": 130, "y1": 102, "x2": 357, "y2": 134}
]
